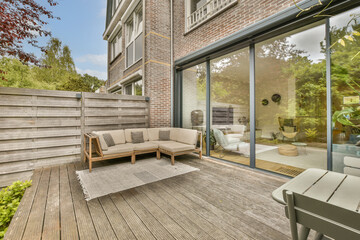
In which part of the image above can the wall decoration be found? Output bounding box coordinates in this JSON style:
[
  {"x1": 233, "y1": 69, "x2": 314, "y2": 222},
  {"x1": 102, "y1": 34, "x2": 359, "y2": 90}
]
[
  {"x1": 271, "y1": 94, "x2": 281, "y2": 103},
  {"x1": 262, "y1": 99, "x2": 269, "y2": 106}
]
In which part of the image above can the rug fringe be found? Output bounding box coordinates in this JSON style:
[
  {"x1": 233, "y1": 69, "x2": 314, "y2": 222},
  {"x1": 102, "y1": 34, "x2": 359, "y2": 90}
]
[{"x1": 75, "y1": 171, "x2": 91, "y2": 201}]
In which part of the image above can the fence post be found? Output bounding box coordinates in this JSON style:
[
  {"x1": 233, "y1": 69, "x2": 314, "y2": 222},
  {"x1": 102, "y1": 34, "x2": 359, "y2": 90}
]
[{"x1": 80, "y1": 92, "x2": 85, "y2": 162}]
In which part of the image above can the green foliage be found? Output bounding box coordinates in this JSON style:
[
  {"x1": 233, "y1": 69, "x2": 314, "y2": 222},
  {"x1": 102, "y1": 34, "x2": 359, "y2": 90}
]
[
  {"x1": 304, "y1": 128, "x2": 318, "y2": 139},
  {"x1": 0, "y1": 181, "x2": 32, "y2": 239},
  {"x1": 0, "y1": 38, "x2": 105, "y2": 92},
  {"x1": 203, "y1": 129, "x2": 217, "y2": 146}
]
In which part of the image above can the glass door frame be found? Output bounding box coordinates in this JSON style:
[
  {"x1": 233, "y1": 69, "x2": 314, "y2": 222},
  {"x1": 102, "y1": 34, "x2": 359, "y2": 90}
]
[{"x1": 177, "y1": 17, "x2": 335, "y2": 173}]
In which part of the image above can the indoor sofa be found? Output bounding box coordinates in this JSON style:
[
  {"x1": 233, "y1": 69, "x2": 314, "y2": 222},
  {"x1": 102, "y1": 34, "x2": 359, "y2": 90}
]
[{"x1": 83, "y1": 128, "x2": 202, "y2": 172}]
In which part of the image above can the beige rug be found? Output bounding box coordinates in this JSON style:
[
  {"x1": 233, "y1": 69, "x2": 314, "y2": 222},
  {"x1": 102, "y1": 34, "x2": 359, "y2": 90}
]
[{"x1": 76, "y1": 157, "x2": 199, "y2": 201}]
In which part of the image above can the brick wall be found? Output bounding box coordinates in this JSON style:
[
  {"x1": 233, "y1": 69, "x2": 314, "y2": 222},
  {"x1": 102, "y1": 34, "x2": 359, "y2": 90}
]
[
  {"x1": 173, "y1": 0, "x2": 297, "y2": 60},
  {"x1": 144, "y1": 0, "x2": 171, "y2": 127},
  {"x1": 105, "y1": 0, "x2": 300, "y2": 126}
]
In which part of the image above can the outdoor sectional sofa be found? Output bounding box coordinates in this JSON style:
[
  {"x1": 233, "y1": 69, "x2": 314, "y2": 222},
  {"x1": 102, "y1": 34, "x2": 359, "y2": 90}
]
[{"x1": 83, "y1": 128, "x2": 202, "y2": 172}]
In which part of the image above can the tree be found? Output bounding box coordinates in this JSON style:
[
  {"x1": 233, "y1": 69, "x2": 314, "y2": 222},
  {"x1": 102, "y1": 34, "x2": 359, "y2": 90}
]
[
  {"x1": 34, "y1": 38, "x2": 77, "y2": 88},
  {"x1": 58, "y1": 74, "x2": 105, "y2": 92},
  {"x1": 0, "y1": 0, "x2": 59, "y2": 65}
]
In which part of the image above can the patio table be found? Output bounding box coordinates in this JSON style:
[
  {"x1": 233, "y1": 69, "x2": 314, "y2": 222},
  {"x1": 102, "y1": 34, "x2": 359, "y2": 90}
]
[{"x1": 272, "y1": 168, "x2": 360, "y2": 240}]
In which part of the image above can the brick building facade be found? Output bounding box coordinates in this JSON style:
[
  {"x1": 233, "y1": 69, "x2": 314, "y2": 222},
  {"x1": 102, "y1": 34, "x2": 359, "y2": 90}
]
[
  {"x1": 103, "y1": 0, "x2": 298, "y2": 128},
  {"x1": 103, "y1": 0, "x2": 351, "y2": 128}
]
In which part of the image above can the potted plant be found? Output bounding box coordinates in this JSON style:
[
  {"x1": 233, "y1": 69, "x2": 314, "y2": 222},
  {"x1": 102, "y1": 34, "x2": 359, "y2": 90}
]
[
  {"x1": 203, "y1": 129, "x2": 217, "y2": 150},
  {"x1": 304, "y1": 128, "x2": 318, "y2": 142}
]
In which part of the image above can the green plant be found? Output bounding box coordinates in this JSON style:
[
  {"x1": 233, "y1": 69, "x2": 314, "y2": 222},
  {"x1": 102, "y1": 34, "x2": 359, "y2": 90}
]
[
  {"x1": 203, "y1": 129, "x2": 217, "y2": 146},
  {"x1": 0, "y1": 180, "x2": 32, "y2": 239},
  {"x1": 304, "y1": 128, "x2": 318, "y2": 139}
]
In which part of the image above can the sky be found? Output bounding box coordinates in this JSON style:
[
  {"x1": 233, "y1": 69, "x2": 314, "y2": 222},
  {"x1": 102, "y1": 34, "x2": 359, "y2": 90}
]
[{"x1": 27, "y1": 0, "x2": 108, "y2": 80}]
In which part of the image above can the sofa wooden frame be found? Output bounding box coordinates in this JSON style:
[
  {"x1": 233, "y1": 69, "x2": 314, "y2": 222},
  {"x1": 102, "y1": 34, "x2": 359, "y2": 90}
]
[{"x1": 83, "y1": 131, "x2": 202, "y2": 172}]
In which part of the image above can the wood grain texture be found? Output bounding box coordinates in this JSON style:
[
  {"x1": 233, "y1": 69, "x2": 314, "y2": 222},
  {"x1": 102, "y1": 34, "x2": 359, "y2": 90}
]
[
  {"x1": 22, "y1": 168, "x2": 51, "y2": 240},
  {"x1": 42, "y1": 167, "x2": 60, "y2": 240},
  {"x1": 59, "y1": 164, "x2": 79, "y2": 240},
  {"x1": 0, "y1": 87, "x2": 149, "y2": 186},
  {"x1": 5, "y1": 156, "x2": 292, "y2": 240}
]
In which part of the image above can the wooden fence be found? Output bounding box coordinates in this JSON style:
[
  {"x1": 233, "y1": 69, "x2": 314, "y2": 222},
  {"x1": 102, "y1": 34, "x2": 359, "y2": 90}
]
[{"x1": 0, "y1": 87, "x2": 149, "y2": 187}]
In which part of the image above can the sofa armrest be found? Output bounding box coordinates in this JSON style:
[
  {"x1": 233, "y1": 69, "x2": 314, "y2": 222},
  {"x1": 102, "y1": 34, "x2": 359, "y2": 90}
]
[{"x1": 84, "y1": 133, "x2": 104, "y2": 159}]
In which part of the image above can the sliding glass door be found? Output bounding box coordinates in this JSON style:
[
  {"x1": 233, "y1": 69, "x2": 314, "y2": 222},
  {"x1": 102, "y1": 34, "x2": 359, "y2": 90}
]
[
  {"x1": 331, "y1": 7, "x2": 360, "y2": 176},
  {"x1": 182, "y1": 63, "x2": 207, "y2": 152},
  {"x1": 178, "y1": 5, "x2": 360, "y2": 177},
  {"x1": 209, "y1": 48, "x2": 250, "y2": 165}
]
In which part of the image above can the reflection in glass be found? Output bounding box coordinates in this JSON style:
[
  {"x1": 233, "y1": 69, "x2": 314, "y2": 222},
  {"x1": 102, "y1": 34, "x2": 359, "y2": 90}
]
[
  {"x1": 331, "y1": 8, "x2": 360, "y2": 176},
  {"x1": 255, "y1": 22, "x2": 327, "y2": 177},
  {"x1": 210, "y1": 48, "x2": 250, "y2": 165},
  {"x1": 134, "y1": 79, "x2": 142, "y2": 96},
  {"x1": 182, "y1": 63, "x2": 207, "y2": 152}
]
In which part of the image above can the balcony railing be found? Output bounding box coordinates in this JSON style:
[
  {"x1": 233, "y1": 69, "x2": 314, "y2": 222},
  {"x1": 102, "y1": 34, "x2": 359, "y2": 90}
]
[{"x1": 187, "y1": 0, "x2": 237, "y2": 31}]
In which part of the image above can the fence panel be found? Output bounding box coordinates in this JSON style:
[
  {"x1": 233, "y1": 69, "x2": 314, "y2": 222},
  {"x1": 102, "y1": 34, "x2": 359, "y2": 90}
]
[{"x1": 0, "y1": 87, "x2": 150, "y2": 187}]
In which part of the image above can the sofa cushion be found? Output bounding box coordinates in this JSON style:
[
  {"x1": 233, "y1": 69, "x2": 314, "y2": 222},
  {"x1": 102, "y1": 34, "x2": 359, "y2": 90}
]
[
  {"x1": 159, "y1": 130, "x2": 170, "y2": 141},
  {"x1": 131, "y1": 132, "x2": 144, "y2": 143},
  {"x1": 159, "y1": 142, "x2": 195, "y2": 153},
  {"x1": 133, "y1": 142, "x2": 158, "y2": 151},
  {"x1": 125, "y1": 128, "x2": 149, "y2": 143},
  {"x1": 170, "y1": 128, "x2": 179, "y2": 141},
  {"x1": 109, "y1": 130, "x2": 126, "y2": 144},
  {"x1": 92, "y1": 131, "x2": 108, "y2": 151},
  {"x1": 103, "y1": 133, "x2": 115, "y2": 147},
  {"x1": 150, "y1": 140, "x2": 176, "y2": 146},
  {"x1": 176, "y1": 129, "x2": 198, "y2": 146},
  {"x1": 102, "y1": 144, "x2": 134, "y2": 155},
  {"x1": 344, "y1": 156, "x2": 360, "y2": 168},
  {"x1": 147, "y1": 128, "x2": 160, "y2": 141}
]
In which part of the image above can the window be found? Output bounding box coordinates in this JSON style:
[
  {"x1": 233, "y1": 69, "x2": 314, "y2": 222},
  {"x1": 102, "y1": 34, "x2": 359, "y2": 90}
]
[
  {"x1": 134, "y1": 79, "x2": 142, "y2": 96},
  {"x1": 112, "y1": 0, "x2": 121, "y2": 16},
  {"x1": 125, "y1": 84, "x2": 132, "y2": 95},
  {"x1": 125, "y1": 3, "x2": 143, "y2": 68},
  {"x1": 110, "y1": 30, "x2": 122, "y2": 61},
  {"x1": 123, "y1": 79, "x2": 143, "y2": 96},
  {"x1": 186, "y1": 0, "x2": 237, "y2": 32}
]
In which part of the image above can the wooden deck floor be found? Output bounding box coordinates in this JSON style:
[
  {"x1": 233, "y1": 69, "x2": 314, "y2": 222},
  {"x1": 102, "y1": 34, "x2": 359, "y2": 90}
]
[{"x1": 5, "y1": 155, "x2": 293, "y2": 240}]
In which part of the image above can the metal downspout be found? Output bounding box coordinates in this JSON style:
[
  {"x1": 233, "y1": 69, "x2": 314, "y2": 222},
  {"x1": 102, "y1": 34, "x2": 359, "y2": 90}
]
[{"x1": 170, "y1": 0, "x2": 174, "y2": 127}]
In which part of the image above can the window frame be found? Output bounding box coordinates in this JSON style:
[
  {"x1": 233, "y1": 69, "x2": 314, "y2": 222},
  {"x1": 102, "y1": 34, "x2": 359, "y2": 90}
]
[
  {"x1": 125, "y1": 3, "x2": 143, "y2": 68},
  {"x1": 123, "y1": 79, "x2": 143, "y2": 96},
  {"x1": 109, "y1": 29, "x2": 122, "y2": 61}
]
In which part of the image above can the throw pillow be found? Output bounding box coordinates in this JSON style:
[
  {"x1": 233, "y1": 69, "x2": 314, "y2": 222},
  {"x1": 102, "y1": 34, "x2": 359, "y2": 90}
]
[
  {"x1": 159, "y1": 130, "x2": 170, "y2": 141},
  {"x1": 132, "y1": 131, "x2": 144, "y2": 143},
  {"x1": 103, "y1": 133, "x2": 115, "y2": 147}
]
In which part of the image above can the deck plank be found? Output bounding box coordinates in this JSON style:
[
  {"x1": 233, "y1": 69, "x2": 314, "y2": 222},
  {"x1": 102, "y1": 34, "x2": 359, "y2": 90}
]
[
  {"x1": 111, "y1": 192, "x2": 156, "y2": 240},
  {"x1": 74, "y1": 162, "x2": 117, "y2": 240},
  {"x1": 154, "y1": 181, "x2": 254, "y2": 240},
  {"x1": 4, "y1": 169, "x2": 42, "y2": 240},
  {"x1": 141, "y1": 184, "x2": 233, "y2": 240},
  {"x1": 59, "y1": 164, "x2": 79, "y2": 240},
  {"x1": 129, "y1": 188, "x2": 195, "y2": 240},
  {"x1": 98, "y1": 196, "x2": 137, "y2": 240},
  {"x1": 178, "y1": 162, "x2": 290, "y2": 236},
  {"x1": 22, "y1": 168, "x2": 51, "y2": 240},
  {"x1": 67, "y1": 163, "x2": 98, "y2": 240},
  {"x1": 42, "y1": 167, "x2": 60, "y2": 240},
  {"x1": 135, "y1": 186, "x2": 215, "y2": 240},
  {"x1": 167, "y1": 172, "x2": 289, "y2": 240},
  {"x1": 121, "y1": 190, "x2": 175, "y2": 240},
  {"x1": 6, "y1": 156, "x2": 294, "y2": 240}
]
